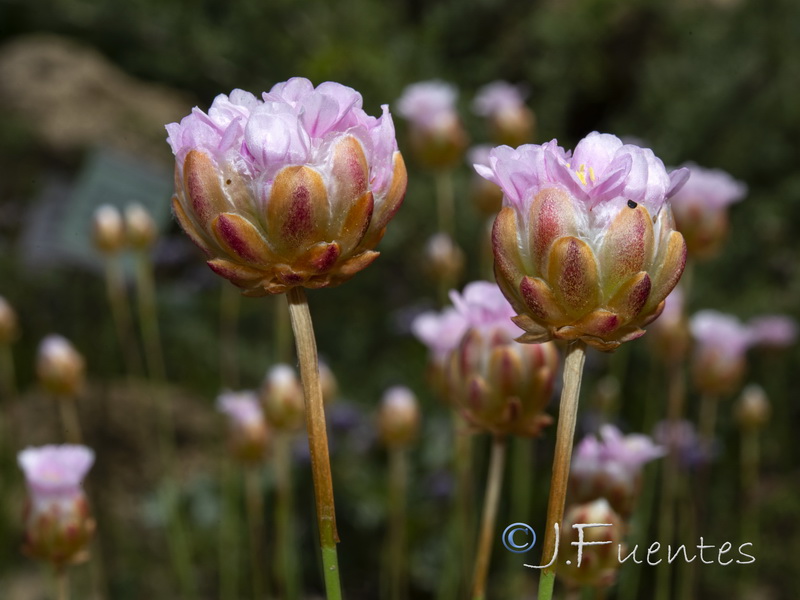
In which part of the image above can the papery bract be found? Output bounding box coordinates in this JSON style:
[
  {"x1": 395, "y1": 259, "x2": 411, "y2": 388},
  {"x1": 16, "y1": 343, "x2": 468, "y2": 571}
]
[
  {"x1": 167, "y1": 78, "x2": 407, "y2": 296},
  {"x1": 472, "y1": 81, "x2": 535, "y2": 147},
  {"x1": 479, "y1": 132, "x2": 689, "y2": 351},
  {"x1": 18, "y1": 445, "x2": 96, "y2": 568}
]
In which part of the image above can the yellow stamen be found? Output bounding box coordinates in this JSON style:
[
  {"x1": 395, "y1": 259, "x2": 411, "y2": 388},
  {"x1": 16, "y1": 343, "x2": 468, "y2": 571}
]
[
  {"x1": 589, "y1": 166, "x2": 596, "y2": 182},
  {"x1": 575, "y1": 164, "x2": 587, "y2": 186}
]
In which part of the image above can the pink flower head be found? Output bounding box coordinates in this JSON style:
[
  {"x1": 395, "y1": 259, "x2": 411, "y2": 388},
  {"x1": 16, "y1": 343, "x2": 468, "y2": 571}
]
[
  {"x1": 448, "y1": 280, "x2": 523, "y2": 339},
  {"x1": 18, "y1": 445, "x2": 94, "y2": 505},
  {"x1": 482, "y1": 132, "x2": 688, "y2": 351},
  {"x1": 411, "y1": 306, "x2": 469, "y2": 360},
  {"x1": 669, "y1": 163, "x2": 747, "y2": 211},
  {"x1": 472, "y1": 81, "x2": 528, "y2": 118},
  {"x1": 747, "y1": 314, "x2": 798, "y2": 349},
  {"x1": 396, "y1": 80, "x2": 459, "y2": 131},
  {"x1": 476, "y1": 132, "x2": 688, "y2": 223},
  {"x1": 167, "y1": 78, "x2": 406, "y2": 295},
  {"x1": 690, "y1": 310, "x2": 752, "y2": 362},
  {"x1": 570, "y1": 425, "x2": 664, "y2": 516},
  {"x1": 217, "y1": 390, "x2": 265, "y2": 429},
  {"x1": 653, "y1": 419, "x2": 714, "y2": 468}
]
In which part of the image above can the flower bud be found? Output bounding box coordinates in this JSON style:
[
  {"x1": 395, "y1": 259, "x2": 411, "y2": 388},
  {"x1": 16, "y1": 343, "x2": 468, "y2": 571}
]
[
  {"x1": 689, "y1": 310, "x2": 751, "y2": 396},
  {"x1": 443, "y1": 281, "x2": 559, "y2": 437},
  {"x1": 36, "y1": 335, "x2": 85, "y2": 397},
  {"x1": 18, "y1": 445, "x2": 96, "y2": 568},
  {"x1": 557, "y1": 499, "x2": 625, "y2": 588},
  {"x1": 91, "y1": 204, "x2": 126, "y2": 254},
  {"x1": 472, "y1": 81, "x2": 536, "y2": 148},
  {"x1": 735, "y1": 384, "x2": 770, "y2": 431},
  {"x1": 318, "y1": 360, "x2": 338, "y2": 406},
  {"x1": 377, "y1": 386, "x2": 420, "y2": 448},
  {"x1": 167, "y1": 79, "x2": 406, "y2": 295},
  {"x1": 217, "y1": 390, "x2": 270, "y2": 465},
  {"x1": 261, "y1": 364, "x2": 305, "y2": 431},
  {"x1": 125, "y1": 203, "x2": 158, "y2": 251},
  {"x1": 0, "y1": 295, "x2": 19, "y2": 345},
  {"x1": 569, "y1": 425, "x2": 664, "y2": 518},
  {"x1": 396, "y1": 81, "x2": 468, "y2": 170},
  {"x1": 647, "y1": 286, "x2": 690, "y2": 363},
  {"x1": 668, "y1": 164, "x2": 746, "y2": 260},
  {"x1": 423, "y1": 233, "x2": 465, "y2": 286},
  {"x1": 478, "y1": 133, "x2": 689, "y2": 351}
]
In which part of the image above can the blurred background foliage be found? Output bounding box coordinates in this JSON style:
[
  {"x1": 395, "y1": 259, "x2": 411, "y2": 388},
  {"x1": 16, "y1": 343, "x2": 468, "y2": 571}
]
[{"x1": 0, "y1": 0, "x2": 798, "y2": 598}]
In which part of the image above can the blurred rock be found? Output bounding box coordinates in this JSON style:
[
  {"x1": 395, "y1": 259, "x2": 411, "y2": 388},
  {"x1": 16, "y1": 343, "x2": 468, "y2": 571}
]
[{"x1": 0, "y1": 34, "x2": 192, "y2": 160}]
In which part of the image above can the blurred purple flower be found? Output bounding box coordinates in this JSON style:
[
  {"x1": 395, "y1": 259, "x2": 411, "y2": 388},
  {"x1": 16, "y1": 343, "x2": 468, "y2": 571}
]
[
  {"x1": 448, "y1": 280, "x2": 522, "y2": 338},
  {"x1": 217, "y1": 390, "x2": 264, "y2": 429},
  {"x1": 670, "y1": 163, "x2": 747, "y2": 211},
  {"x1": 472, "y1": 81, "x2": 528, "y2": 117},
  {"x1": 396, "y1": 80, "x2": 459, "y2": 131},
  {"x1": 19, "y1": 445, "x2": 94, "y2": 505},
  {"x1": 747, "y1": 314, "x2": 798, "y2": 349},
  {"x1": 653, "y1": 419, "x2": 716, "y2": 469}
]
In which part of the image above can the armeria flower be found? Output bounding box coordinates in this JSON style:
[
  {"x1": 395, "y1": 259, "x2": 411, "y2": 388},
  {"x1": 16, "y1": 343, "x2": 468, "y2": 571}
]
[
  {"x1": 747, "y1": 314, "x2": 798, "y2": 349},
  {"x1": 469, "y1": 145, "x2": 504, "y2": 216},
  {"x1": 167, "y1": 78, "x2": 407, "y2": 296},
  {"x1": 689, "y1": 310, "x2": 752, "y2": 396},
  {"x1": 423, "y1": 232, "x2": 465, "y2": 286},
  {"x1": 217, "y1": 390, "x2": 270, "y2": 465},
  {"x1": 92, "y1": 204, "x2": 126, "y2": 254},
  {"x1": 377, "y1": 386, "x2": 421, "y2": 449},
  {"x1": 18, "y1": 445, "x2": 96, "y2": 567},
  {"x1": 735, "y1": 384, "x2": 770, "y2": 431},
  {"x1": 472, "y1": 81, "x2": 535, "y2": 147},
  {"x1": 478, "y1": 132, "x2": 689, "y2": 351},
  {"x1": 125, "y1": 203, "x2": 158, "y2": 251},
  {"x1": 36, "y1": 335, "x2": 85, "y2": 397},
  {"x1": 443, "y1": 281, "x2": 559, "y2": 437},
  {"x1": 557, "y1": 499, "x2": 624, "y2": 588},
  {"x1": 668, "y1": 163, "x2": 746, "y2": 259},
  {"x1": 569, "y1": 424, "x2": 664, "y2": 517},
  {"x1": 260, "y1": 364, "x2": 305, "y2": 431},
  {"x1": 396, "y1": 80, "x2": 467, "y2": 169}
]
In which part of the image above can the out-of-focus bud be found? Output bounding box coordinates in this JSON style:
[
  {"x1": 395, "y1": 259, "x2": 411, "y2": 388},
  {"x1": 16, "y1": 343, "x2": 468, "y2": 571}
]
[
  {"x1": 0, "y1": 296, "x2": 19, "y2": 345},
  {"x1": 648, "y1": 286, "x2": 690, "y2": 363},
  {"x1": 167, "y1": 79, "x2": 407, "y2": 295},
  {"x1": 557, "y1": 499, "x2": 624, "y2": 588},
  {"x1": 318, "y1": 360, "x2": 338, "y2": 406},
  {"x1": 91, "y1": 204, "x2": 126, "y2": 254},
  {"x1": 18, "y1": 445, "x2": 96, "y2": 568},
  {"x1": 377, "y1": 386, "x2": 420, "y2": 448},
  {"x1": 261, "y1": 364, "x2": 305, "y2": 431},
  {"x1": 689, "y1": 310, "x2": 752, "y2": 396},
  {"x1": 479, "y1": 133, "x2": 689, "y2": 352},
  {"x1": 569, "y1": 425, "x2": 665, "y2": 518},
  {"x1": 472, "y1": 81, "x2": 536, "y2": 148},
  {"x1": 443, "y1": 281, "x2": 559, "y2": 437},
  {"x1": 469, "y1": 146, "x2": 504, "y2": 217},
  {"x1": 124, "y1": 203, "x2": 158, "y2": 251},
  {"x1": 411, "y1": 306, "x2": 469, "y2": 405},
  {"x1": 36, "y1": 335, "x2": 85, "y2": 397},
  {"x1": 217, "y1": 390, "x2": 270, "y2": 465},
  {"x1": 396, "y1": 80, "x2": 468, "y2": 170},
  {"x1": 423, "y1": 233, "x2": 465, "y2": 286},
  {"x1": 735, "y1": 384, "x2": 770, "y2": 431},
  {"x1": 668, "y1": 164, "x2": 746, "y2": 260}
]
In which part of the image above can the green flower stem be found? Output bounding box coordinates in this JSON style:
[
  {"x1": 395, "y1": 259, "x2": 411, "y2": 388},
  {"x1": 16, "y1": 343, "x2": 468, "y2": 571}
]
[
  {"x1": 274, "y1": 433, "x2": 299, "y2": 600},
  {"x1": 506, "y1": 437, "x2": 534, "y2": 598},
  {"x1": 471, "y1": 435, "x2": 508, "y2": 600},
  {"x1": 56, "y1": 395, "x2": 83, "y2": 445},
  {"x1": 286, "y1": 287, "x2": 342, "y2": 600},
  {"x1": 55, "y1": 567, "x2": 69, "y2": 600},
  {"x1": 134, "y1": 252, "x2": 166, "y2": 381},
  {"x1": 219, "y1": 458, "x2": 240, "y2": 600},
  {"x1": 245, "y1": 467, "x2": 265, "y2": 600},
  {"x1": 104, "y1": 256, "x2": 142, "y2": 377},
  {"x1": 220, "y1": 282, "x2": 242, "y2": 389},
  {"x1": 537, "y1": 340, "x2": 587, "y2": 600},
  {"x1": 274, "y1": 294, "x2": 293, "y2": 364},
  {"x1": 386, "y1": 447, "x2": 409, "y2": 600},
  {"x1": 740, "y1": 427, "x2": 760, "y2": 595}
]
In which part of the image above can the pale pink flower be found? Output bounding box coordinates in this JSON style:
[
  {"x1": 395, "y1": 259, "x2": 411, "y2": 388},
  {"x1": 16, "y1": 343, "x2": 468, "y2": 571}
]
[
  {"x1": 411, "y1": 307, "x2": 469, "y2": 361},
  {"x1": 217, "y1": 390, "x2": 269, "y2": 464},
  {"x1": 472, "y1": 81, "x2": 528, "y2": 117},
  {"x1": 396, "y1": 80, "x2": 459, "y2": 131},
  {"x1": 670, "y1": 163, "x2": 747, "y2": 211},
  {"x1": 747, "y1": 314, "x2": 798, "y2": 349},
  {"x1": 18, "y1": 445, "x2": 94, "y2": 506},
  {"x1": 689, "y1": 310, "x2": 752, "y2": 395}
]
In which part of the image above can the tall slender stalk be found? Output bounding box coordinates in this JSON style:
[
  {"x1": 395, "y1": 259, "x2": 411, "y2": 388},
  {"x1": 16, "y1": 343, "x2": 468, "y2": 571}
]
[
  {"x1": 219, "y1": 458, "x2": 240, "y2": 600},
  {"x1": 739, "y1": 427, "x2": 760, "y2": 595},
  {"x1": 104, "y1": 257, "x2": 142, "y2": 377},
  {"x1": 56, "y1": 396, "x2": 83, "y2": 445},
  {"x1": 0, "y1": 342, "x2": 16, "y2": 400},
  {"x1": 537, "y1": 340, "x2": 587, "y2": 600},
  {"x1": 55, "y1": 568, "x2": 69, "y2": 600},
  {"x1": 285, "y1": 287, "x2": 342, "y2": 600},
  {"x1": 134, "y1": 252, "x2": 166, "y2": 381},
  {"x1": 245, "y1": 467, "x2": 265, "y2": 600},
  {"x1": 506, "y1": 437, "x2": 534, "y2": 598},
  {"x1": 386, "y1": 447, "x2": 409, "y2": 600},
  {"x1": 274, "y1": 433, "x2": 299, "y2": 600},
  {"x1": 471, "y1": 436, "x2": 508, "y2": 600},
  {"x1": 435, "y1": 171, "x2": 455, "y2": 238}
]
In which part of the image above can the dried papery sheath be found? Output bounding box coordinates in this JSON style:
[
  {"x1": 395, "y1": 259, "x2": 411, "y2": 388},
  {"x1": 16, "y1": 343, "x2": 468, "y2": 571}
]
[
  {"x1": 477, "y1": 132, "x2": 689, "y2": 351},
  {"x1": 167, "y1": 78, "x2": 407, "y2": 295}
]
